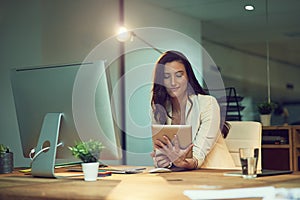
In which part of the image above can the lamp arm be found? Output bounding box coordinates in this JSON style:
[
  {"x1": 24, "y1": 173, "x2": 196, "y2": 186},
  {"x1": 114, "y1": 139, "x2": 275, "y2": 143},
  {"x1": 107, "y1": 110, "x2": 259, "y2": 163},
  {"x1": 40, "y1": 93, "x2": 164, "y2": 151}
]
[{"x1": 131, "y1": 32, "x2": 163, "y2": 54}]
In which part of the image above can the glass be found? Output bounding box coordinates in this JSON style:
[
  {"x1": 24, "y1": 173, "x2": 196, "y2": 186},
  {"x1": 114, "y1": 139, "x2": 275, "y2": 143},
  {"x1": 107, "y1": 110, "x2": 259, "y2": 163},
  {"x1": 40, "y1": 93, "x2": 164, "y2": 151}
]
[{"x1": 239, "y1": 148, "x2": 259, "y2": 179}]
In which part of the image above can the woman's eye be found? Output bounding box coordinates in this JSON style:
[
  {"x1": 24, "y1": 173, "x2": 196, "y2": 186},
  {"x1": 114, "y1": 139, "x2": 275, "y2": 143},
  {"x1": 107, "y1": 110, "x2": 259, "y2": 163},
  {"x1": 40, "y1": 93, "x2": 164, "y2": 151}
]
[
  {"x1": 176, "y1": 72, "x2": 183, "y2": 78},
  {"x1": 164, "y1": 74, "x2": 170, "y2": 79}
]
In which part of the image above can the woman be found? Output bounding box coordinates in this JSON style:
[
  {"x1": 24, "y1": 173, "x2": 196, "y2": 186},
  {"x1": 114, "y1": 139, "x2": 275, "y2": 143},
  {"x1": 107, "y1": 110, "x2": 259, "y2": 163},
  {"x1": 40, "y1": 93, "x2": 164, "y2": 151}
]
[{"x1": 151, "y1": 50, "x2": 235, "y2": 170}]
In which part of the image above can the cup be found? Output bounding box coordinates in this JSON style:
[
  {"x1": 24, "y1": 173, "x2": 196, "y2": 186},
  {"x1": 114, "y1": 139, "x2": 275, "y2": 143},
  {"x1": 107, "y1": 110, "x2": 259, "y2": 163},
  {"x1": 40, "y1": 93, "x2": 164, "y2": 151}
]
[{"x1": 239, "y1": 148, "x2": 259, "y2": 179}]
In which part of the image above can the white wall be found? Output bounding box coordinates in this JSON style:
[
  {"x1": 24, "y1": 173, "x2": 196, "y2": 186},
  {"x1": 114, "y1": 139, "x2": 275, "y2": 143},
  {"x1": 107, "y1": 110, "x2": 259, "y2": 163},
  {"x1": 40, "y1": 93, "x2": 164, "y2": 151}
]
[
  {"x1": 0, "y1": 0, "x2": 202, "y2": 167},
  {"x1": 0, "y1": 0, "x2": 120, "y2": 167},
  {"x1": 0, "y1": 0, "x2": 43, "y2": 167},
  {"x1": 40, "y1": 0, "x2": 119, "y2": 64}
]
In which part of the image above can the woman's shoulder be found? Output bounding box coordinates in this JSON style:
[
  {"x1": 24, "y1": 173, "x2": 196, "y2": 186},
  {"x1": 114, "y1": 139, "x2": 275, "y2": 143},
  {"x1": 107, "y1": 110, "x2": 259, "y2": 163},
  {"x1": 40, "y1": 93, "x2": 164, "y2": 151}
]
[
  {"x1": 190, "y1": 94, "x2": 218, "y2": 103},
  {"x1": 189, "y1": 94, "x2": 219, "y2": 109}
]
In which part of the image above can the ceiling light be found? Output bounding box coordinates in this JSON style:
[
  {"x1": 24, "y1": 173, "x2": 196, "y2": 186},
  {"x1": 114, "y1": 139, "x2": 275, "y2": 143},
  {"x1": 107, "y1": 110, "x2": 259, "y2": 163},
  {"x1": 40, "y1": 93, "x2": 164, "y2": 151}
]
[{"x1": 244, "y1": 5, "x2": 255, "y2": 11}]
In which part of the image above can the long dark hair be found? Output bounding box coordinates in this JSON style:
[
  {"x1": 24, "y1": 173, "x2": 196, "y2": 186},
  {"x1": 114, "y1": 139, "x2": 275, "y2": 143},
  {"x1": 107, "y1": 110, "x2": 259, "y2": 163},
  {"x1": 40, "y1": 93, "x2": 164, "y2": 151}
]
[
  {"x1": 151, "y1": 50, "x2": 206, "y2": 124},
  {"x1": 151, "y1": 50, "x2": 230, "y2": 137}
]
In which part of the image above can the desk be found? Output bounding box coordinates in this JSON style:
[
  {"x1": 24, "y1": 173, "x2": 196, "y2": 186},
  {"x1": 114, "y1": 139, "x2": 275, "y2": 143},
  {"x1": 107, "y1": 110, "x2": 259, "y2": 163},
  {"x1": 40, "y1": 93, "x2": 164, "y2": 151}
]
[{"x1": 0, "y1": 166, "x2": 300, "y2": 200}]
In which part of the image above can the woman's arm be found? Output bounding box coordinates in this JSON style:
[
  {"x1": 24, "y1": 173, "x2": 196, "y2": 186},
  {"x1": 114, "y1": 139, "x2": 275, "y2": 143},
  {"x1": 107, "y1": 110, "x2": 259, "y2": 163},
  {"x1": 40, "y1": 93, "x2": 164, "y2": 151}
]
[{"x1": 192, "y1": 95, "x2": 221, "y2": 168}]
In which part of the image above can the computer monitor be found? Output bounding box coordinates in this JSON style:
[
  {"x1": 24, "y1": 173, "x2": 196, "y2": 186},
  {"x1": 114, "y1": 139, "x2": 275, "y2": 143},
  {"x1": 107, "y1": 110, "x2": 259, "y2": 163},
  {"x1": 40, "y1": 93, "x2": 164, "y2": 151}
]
[{"x1": 10, "y1": 60, "x2": 122, "y2": 177}]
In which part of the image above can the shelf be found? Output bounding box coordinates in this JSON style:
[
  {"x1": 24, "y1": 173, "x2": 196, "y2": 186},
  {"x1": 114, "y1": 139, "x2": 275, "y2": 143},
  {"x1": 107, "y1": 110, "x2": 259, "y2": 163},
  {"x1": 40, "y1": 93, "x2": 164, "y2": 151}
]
[
  {"x1": 226, "y1": 115, "x2": 242, "y2": 121},
  {"x1": 217, "y1": 96, "x2": 243, "y2": 103},
  {"x1": 208, "y1": 87, "x2": 244, "y2": 122},
  {"x1": 220, "y1": 105, "x2": 245, "y2": 112},
  {"x1": 262, "y1": 126, "x2": 294, "y2": 171},
  {"x1": 293, "y1": 126, "x2": 300, "y2": 171},
  {"x1": 262, "y1": 126, "x2": 292, "y2": 130},
  {"x1": 262, "y1": 144, "x2": 290, "y2": 149}
]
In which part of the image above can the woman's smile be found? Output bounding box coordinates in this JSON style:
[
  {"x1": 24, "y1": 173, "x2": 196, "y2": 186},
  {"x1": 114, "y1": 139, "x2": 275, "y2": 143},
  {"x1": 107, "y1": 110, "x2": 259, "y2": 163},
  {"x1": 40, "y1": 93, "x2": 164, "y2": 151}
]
[{"x1": 169, "y1": 86, "x2": 180, "y2": 92}]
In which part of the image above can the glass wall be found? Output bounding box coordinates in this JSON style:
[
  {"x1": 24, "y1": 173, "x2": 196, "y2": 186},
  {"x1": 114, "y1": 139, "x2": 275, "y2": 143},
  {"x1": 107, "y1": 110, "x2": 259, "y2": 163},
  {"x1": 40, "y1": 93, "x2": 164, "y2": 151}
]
[{"x1": 142, "y1": 0, "x2": 300, "y2": 125}]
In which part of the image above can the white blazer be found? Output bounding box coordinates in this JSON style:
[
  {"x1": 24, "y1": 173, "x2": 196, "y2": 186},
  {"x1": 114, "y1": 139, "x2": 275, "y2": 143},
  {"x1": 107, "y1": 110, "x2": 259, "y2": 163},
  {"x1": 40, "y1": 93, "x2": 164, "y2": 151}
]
[
  {"x1": 187, "y1": 94, "x2": 236, "y2": 169},
  {"x1": 152, "y1": 94, "x2": 236, "y2": 169}
]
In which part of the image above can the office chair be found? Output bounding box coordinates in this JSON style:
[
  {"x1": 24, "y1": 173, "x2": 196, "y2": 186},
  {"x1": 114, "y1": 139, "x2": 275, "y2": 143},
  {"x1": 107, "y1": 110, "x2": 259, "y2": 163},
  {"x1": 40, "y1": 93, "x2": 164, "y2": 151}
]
[{"x1": 225, "y1": 121, "x2": 262, "y2": 172}]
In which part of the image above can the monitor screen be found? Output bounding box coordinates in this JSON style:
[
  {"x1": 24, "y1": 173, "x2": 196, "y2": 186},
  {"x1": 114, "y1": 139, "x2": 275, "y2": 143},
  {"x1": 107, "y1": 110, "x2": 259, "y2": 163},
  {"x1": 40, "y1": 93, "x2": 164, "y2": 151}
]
[{"x1": 10, "y1": 60, "x2": 122, "y2": 166}]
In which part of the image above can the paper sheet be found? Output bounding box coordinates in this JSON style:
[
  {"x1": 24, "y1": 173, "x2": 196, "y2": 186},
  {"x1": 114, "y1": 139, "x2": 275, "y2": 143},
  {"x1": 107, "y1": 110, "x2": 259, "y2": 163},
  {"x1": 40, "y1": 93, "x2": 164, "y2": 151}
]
[
  {"x1": 184, "y1": 187, "x2": 300, "y2": 200},
  {"x1": 184, "y1": 186, "x2": 276, "y2": 199}
]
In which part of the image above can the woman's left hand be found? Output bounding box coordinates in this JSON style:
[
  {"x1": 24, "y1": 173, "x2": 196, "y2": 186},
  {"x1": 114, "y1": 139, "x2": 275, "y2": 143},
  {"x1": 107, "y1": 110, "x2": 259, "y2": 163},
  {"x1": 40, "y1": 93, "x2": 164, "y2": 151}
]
[{"x1": 154, "y1": 135, "x2": 193, "y2": 168}]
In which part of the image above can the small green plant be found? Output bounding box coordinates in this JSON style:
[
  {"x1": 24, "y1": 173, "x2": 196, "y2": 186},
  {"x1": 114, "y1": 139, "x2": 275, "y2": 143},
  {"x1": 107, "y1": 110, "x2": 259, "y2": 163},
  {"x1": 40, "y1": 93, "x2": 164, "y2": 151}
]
[
  {"x1": 257, "y1": 102, "x2": 276, "y2": 115},
  {"x1": 0, "y1": 144, "x2": 10, "y2": 158},
  {"x1": 68, "y1": 140, "x2": 104, "y2": 163}
]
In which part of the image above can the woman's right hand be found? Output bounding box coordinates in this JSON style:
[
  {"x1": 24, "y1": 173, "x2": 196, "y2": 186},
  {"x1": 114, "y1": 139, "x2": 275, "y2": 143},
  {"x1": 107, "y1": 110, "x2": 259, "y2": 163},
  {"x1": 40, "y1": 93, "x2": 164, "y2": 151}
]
[
  {"x1": 154, "y1": 135, "x2": 194, "y2": 169},
  {"x1": 151, "y1": 150, "x2": 172, "y2": 168}
]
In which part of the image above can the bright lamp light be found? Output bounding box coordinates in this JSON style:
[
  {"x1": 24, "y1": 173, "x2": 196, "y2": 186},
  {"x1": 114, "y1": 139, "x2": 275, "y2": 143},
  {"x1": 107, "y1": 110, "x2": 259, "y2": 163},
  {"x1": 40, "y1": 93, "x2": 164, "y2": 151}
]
[{"x1": 116, "y1": 26, "x2": 131, "y2": 42}]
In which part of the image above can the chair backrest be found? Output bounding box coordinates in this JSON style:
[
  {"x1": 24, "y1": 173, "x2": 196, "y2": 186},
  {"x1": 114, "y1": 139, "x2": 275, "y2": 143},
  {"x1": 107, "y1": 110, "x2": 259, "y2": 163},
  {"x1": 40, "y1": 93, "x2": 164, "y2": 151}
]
[{"x1": 224, "y1": 121, "x2": 262, "y2": 172}]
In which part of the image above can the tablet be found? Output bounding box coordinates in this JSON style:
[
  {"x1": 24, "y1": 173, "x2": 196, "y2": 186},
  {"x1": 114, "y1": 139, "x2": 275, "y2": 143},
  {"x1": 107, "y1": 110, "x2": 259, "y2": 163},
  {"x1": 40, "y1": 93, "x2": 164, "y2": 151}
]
[{"x1": 151, "y1": 124, "x2": 193, "y2": 158}]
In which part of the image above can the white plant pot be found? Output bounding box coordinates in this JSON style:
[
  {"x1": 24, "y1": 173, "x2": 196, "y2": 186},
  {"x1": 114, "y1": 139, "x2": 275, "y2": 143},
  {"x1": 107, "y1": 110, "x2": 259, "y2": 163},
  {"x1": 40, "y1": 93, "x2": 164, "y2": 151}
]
[
  {"x1": 81, "y1": 162, "x2": 99, "y2": 181},
  {"x1": 260, "y1": 114, "x2": 271, "y2": 126}
]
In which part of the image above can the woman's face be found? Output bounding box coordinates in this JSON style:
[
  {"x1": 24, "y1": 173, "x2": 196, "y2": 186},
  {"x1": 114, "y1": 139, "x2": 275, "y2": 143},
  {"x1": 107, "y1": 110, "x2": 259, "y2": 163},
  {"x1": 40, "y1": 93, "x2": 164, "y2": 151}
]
[{"x1": 163, "y1": 61, "x2": 188, "y2": 100}]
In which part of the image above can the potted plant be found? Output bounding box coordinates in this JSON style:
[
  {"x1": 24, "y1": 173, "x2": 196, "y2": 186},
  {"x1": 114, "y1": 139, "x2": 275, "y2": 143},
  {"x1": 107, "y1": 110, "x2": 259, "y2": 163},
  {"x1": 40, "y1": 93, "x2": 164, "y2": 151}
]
[
  {"x1": 0, "y1": 144, "x2": 14, "y2": 174},
  {"x1": 257, "y1": 102, "x2": 276, "y2": 126},
  {"x1": 69, "y1": 139, "x2": 104, "y2": 181}
]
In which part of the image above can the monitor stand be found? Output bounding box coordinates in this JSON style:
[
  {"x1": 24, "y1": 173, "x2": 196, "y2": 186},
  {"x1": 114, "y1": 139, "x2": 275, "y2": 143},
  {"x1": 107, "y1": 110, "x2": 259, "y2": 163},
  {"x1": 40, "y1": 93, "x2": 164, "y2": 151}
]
[{"x1": 31, "y1": 113, "x2": 63, "y2": 178}]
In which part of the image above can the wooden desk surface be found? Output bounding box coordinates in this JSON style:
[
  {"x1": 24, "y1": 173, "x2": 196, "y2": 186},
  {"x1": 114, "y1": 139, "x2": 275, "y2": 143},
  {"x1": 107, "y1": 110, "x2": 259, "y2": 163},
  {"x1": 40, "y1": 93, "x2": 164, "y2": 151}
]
[{"x1": 0, "y1": 166, "x2": 300, "y2": 200}]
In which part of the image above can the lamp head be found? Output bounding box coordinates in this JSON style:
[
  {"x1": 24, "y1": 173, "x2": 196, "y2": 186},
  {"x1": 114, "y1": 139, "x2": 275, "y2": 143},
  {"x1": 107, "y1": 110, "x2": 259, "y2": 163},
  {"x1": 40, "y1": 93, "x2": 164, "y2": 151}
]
[{"x1": 117, "y1": 26, "x2": 132, "y2": 42}]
